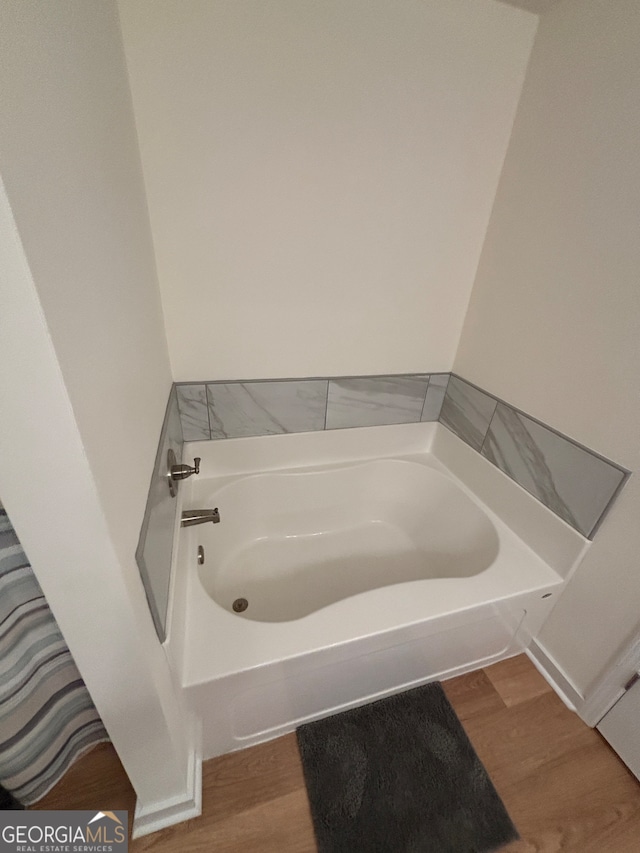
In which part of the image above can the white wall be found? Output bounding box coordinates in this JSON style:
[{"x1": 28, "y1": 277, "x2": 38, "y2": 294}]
[
  {"x1": 0, "y1": 1, "x2": 195, "y2": 816},
  {"x1": 118, "y1": 0, "x2": 537, "y2": 381},
  {"x1": 454, "y1": 0, "x2": 640, "y2": 693},
  {"x1": 0, "y1": 0, "x2": 172, "y2": 578}
]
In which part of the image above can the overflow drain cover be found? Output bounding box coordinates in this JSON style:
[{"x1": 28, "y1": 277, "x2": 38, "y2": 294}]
[{"x1": 233, "y1": 598, "x2": 248, "y2": 613}]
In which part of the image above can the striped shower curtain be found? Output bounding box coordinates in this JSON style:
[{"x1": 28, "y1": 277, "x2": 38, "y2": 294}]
[{"x1": 0, "y1": 505, "x2": 108, "y2": 804}]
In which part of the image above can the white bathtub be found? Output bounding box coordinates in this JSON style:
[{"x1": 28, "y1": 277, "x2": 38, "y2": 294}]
[
  {"x1": 166, "y1": 423, "x2": 587, "y2": 760},
  {"x1": 200, "y1": 459, "x2": 501, "y2": 622}
]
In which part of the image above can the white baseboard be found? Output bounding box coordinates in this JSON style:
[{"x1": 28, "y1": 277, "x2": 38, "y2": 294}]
[
  {"x1": 526, "y1": 640, "x2": 584, "y2": 714},
  {"x1": 132, "y1": 745, "x2": 202, "y2": 839}
]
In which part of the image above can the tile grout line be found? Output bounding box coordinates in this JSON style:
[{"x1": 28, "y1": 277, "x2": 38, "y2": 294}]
[
  {"x1": 419, "y1": 375, "x2": 432, "y2": 422},
  {"x1": 478, "y1": 398, "x2": 499, "y2": 457},
  {"x1": 204, "y1": 382, "x2": 213, "y2": 440},
  {"x1": 439, "y1": 372, "x2": 451, "y2": 421},
  {"x1": 323, "y1": 380, "x2": 329, "y2": 431}
]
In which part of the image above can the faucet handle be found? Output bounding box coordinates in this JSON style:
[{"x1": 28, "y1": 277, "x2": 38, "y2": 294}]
[
  {"x1": 173, "y1": 456, "x2": 200, "y2": 478},
  {"x1": 167, "y1": 450, "x2": 202, "y2": 496}
]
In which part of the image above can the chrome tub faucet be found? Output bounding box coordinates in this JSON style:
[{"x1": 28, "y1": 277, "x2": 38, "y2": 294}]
[
  {"x1": 167, "y1": 450, "x2": 201, "y2": 497},
  {"x1": 181, "y1": 509, "x2": 220, "y2": 527}
]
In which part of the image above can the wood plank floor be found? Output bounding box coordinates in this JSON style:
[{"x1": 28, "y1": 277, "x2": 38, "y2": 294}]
[{"x1": 34, "y1": 655, "x2": 640, "y2": 851}]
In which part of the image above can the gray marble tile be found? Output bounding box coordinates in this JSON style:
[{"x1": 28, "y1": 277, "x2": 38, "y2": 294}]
[
  {"x1": 176, "y1": 384, "x2": 210, "y2": 441},
  {"x1": 166, "y1": 385, "x2": 184, "y2": 462},
  {"x1": 421, "y1": 374, "x2": 450, "y2": 422},
  {"x1": 325, "y1": 375, "x2": 429, "y2": 430},
  {"x1": 207, "y1": 380, "x2": 328, "y2": 439},
  {"x1": 440, "y1": 376, "x2": 497, "y2": 451},
  {"x1": 482, "y1": 403, "x2": 626, "y2": 538},
  {"x1": 135, "y1": 387, "x2": 185, "y2": 642}
]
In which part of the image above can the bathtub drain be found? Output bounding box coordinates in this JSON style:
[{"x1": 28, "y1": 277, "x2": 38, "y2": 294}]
[{"x1": 233, "y1": 598, "x2": 249, "y2": 613}]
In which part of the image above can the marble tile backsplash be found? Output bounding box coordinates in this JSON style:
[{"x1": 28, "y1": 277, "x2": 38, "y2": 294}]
[
  {"x1": 421, "y1": 373, "x2": 450, "y2": 423},
  {"x1": 136, "y1": 386, "x2": 184, "y2": 642},
  {"x1": 176, "y1": 384, "x2": 210, "y2": 441},
  {"x1": 325, "y1": 376, "x2": 430, "y2": 430},
  {"x1": 440, "y1": 375, "x2": 497, "y2": 451},
  {"x1": 208, "y1": 380, "x2": 327, "y2": 438},
  {"x1": 482, "y1": 403, "x2": 626, "y2": 538},
  {"x1": 175, "y1": 374, "x2": 450, "y2": 440},
  {"x1": 441, "y1": 375, "x2": 628, "y2": 539},
  {"x1": 173, "y1": 371, "x2": 628, "y2": 540}
]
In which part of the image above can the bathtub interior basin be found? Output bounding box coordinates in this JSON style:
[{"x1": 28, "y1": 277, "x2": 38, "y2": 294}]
[{"x1": 195, "y1": 459, "x2": 500, "y2": 622}]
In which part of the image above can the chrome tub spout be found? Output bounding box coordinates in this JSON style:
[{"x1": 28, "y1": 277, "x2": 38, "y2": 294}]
[{"x1": 181, "y1": 508, "x2": 220, "y2": 527}]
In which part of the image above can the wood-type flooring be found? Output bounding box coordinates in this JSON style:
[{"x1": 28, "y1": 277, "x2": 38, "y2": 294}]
[{"x1": 34, "y1": 655, "x2": 640, "y2": 852}]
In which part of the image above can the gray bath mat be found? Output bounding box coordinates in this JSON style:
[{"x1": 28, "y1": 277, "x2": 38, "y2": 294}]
[{"x1": 296, "y1": 682, "x2": 518, "y2": 853}]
